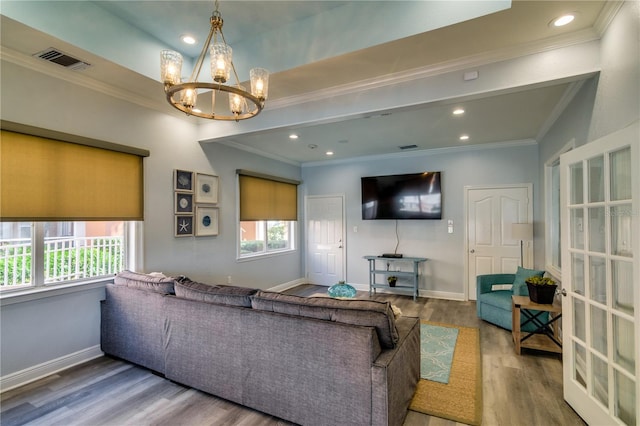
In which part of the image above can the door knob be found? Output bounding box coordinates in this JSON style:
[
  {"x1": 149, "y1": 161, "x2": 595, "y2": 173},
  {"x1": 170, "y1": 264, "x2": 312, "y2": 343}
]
[
  {"x1": 470, "y1": 249, "x2": 475, "y2": 253},
  {"x1": 561, "y1": 288, "x2": 567, "y2": 296}
]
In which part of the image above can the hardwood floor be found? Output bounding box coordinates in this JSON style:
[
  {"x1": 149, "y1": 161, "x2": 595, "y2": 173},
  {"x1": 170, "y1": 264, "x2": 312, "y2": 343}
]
[{"x1": 0, "y1": 285, "x2": 586, "y2": 426}]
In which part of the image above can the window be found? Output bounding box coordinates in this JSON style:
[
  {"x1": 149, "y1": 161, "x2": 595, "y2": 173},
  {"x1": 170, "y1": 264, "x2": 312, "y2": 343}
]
[
  {"x1": 239, "y1": 220, "x2": 295, "y2": 257},
  {"x1": 544, "y1": 140, "x2": 574, "y2": 278},
  {"x1": 0, "y1": 221, "x2": 135, "y2": 290},
  {"x1": 237, "y1": 170, "x2": 299, "y2": 259}
]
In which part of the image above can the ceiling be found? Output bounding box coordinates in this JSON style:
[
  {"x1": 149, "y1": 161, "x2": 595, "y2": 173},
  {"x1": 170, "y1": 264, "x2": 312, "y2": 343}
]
[{"x1": 0, "y1": 1, "x2": 613, "y2": 164}]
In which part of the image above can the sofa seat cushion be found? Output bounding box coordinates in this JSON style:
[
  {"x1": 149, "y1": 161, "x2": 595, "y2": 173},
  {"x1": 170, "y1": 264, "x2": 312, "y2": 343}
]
[
  {"x1": 114, "y1": 270, "x2": 176, "y2": 294},
  {"x1": 175, "y1": 279, "x2": 257, "y2": 307},
  {"x1": 250, "y1": 291, "x2": 399, "y2": 348},
  {"x1": 479, "y1": 290, "x2": 513, "y2": 311}
]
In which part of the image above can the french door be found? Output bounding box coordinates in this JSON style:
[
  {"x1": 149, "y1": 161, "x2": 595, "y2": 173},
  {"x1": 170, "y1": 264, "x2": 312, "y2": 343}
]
[{"x1": 560, "y1": 121, "x2": 639, "y2": 425}]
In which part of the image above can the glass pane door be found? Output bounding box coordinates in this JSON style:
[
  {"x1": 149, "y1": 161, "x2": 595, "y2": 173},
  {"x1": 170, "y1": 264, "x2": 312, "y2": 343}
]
[{"x1": 561, "y1": 123, "x2": 639, "y2": 426}]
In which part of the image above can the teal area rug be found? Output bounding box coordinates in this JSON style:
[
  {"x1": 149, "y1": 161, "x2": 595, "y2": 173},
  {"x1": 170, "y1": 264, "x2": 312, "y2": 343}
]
[{"x1": 420, "y1": 323, "x2": 459, "y2": 384}]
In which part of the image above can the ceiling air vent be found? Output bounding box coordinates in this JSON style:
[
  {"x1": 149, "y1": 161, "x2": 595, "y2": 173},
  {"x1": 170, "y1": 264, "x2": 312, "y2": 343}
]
[
  {"x1": 399, "y1": 144, "x2": 418, "y2": 150},
  {"x1": 33, "y1": 48, "x2": 91, "y2": 71}
]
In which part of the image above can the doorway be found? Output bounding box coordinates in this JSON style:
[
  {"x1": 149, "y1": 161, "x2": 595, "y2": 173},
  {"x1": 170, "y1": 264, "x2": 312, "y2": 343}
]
[
  {"x1": 305, "y1": 195, "x2": 345, "y2": 286},
  {"x1": 465, "y1": 184, "x2": 533, "y2": 300}
]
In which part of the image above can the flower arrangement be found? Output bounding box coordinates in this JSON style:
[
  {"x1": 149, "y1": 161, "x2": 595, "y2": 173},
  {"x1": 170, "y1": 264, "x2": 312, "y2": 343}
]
[
  {"x1": 525, "y1": 275, "x2": 557, "y2": 304},
  {"x1": 387, "y1": 275, "x2": 398, "y2": 287}
]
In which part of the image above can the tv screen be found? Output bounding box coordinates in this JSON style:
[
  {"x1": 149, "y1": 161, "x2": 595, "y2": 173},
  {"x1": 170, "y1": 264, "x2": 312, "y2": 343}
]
[{"x1": 361, "y1": 172, "x2": 442, "y2": 220}]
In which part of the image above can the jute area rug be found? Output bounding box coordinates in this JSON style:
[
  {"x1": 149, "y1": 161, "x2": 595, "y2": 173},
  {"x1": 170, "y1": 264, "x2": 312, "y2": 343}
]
[{"x1": 409, "y1": 321, "x2": 482, "y2": 426}]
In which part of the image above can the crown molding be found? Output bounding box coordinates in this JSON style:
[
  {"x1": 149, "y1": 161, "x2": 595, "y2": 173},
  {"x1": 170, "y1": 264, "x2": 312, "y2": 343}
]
[
  {"x1": 301, "y1": 139, "x2": 537, "y2": 168},
  {"x1": 593, "y1": 1, "x2": 625, "y2": 36},
  {"x1": 0, "y1": 47, "x2": 191, "y2": 123},
  {"x1": 269, "y1": 28, "x2": 601, "y2": 111},
  {"x1": 210, "y1": 139, "x2": 301, "y2": 167},
  {"x1": 535, "y1": 79, "x2": 590, "y2": 142}
]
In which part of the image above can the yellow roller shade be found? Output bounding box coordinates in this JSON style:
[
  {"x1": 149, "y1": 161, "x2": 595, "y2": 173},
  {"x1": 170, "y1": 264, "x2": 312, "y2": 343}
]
[
  {"x1": 239, "y1": 173, "x2": 298, "y2": 221},
  {"x1": 1, "y1": 130, "x2": 144, "y2": 221}
]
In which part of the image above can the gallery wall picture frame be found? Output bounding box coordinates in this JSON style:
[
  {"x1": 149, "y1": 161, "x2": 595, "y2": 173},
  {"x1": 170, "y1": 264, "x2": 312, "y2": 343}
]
[
  {"x1": 175, "y1": 215, "x2": 194, "y2": 237},
  {"x1": 174, "y1": 169, "x2": 194, "y2": 192},
  {"x1": 195, "y1": 173, "x2": 219, "y2": 204},
  {"x1": 195, "y1": 206, "x2": 219, "y2": 236},
  {"x1": 175, "y1": 192, "x2": 194, "y2": 214}
]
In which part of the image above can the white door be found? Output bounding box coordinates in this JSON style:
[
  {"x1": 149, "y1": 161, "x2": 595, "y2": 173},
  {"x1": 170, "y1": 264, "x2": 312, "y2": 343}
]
[
  {"x1": 306, "y1": 195, "x2": 345, "y2": 286},
  {"x1": 465, "y1": 184, "x2": 533, "y2": 300},
  {"x1": 560, "y1": 122, "x2": 639, "y2": 426}
]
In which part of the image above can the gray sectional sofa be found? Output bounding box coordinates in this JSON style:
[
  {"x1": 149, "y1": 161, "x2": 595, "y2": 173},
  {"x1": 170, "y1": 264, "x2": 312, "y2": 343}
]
[{"x1": 101, "y1": 271, "x2": 420, "y2": 426}]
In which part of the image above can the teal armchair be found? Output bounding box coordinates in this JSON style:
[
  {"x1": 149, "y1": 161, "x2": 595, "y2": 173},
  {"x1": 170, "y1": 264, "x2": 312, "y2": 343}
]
[{"x1": 476, "y1": 270, "x2": 548, "y2": 332}]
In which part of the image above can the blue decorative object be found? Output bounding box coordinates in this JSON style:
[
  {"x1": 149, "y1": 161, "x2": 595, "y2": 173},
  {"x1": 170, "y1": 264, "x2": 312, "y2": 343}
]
[{"x1": 327, "y1": 281, "x2": 356, "y2": 299}]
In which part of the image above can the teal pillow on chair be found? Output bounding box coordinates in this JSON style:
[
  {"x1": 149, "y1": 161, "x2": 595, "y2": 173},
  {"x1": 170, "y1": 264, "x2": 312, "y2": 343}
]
[{"x1": 512, "y1": 266, "x2": 545, "y2": 296}]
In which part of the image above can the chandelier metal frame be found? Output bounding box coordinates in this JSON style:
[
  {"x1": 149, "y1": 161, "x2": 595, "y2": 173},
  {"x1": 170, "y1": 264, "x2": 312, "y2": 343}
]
[{"x1": 161, "y1": 1, "x2": 268, "y2": 121}]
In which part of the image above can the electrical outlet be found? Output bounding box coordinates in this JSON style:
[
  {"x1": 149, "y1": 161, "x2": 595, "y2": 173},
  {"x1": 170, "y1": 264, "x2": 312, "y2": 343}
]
[{"x1": 227, "y1": 275, "x2": 232, "y2": 284}]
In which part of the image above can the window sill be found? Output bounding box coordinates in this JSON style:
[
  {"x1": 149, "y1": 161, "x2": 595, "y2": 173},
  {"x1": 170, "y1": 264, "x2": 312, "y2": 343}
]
[
  {"x1": 0, "y1": 277, "x2": 113, "y2": 307},
  {"x1": 237, "y1": 248, "x2": 297, "y2": 262}
]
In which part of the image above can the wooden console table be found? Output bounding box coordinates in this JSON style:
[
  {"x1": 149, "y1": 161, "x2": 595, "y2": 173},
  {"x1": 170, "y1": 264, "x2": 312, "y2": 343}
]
[
  {"x1": 512, "y1": 295, "x2": 562, "y2": 355},
  {"x1": 364, "y1": 256, "x2": 427, "y2": 301}
]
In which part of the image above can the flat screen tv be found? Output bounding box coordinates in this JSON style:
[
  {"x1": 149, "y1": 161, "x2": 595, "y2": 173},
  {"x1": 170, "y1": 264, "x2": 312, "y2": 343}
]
[{"x1": 361, "y1": 172, "x2": 442, "y2": 220}]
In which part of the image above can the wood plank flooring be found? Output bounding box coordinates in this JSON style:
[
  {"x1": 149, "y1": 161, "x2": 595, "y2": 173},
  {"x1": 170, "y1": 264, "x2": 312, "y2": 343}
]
[{"x1": 0, "y1": 285, "x2": 586, "y2": 426}]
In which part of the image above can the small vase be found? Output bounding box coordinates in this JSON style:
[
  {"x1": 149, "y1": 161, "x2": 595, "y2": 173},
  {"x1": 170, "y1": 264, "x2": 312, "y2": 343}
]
[
  {"x1": 327, "y1": 281, "x2": 356, "y2": 299},
  {"x1": 388, "y1": 278, "x2": 397, "y2": 287}
]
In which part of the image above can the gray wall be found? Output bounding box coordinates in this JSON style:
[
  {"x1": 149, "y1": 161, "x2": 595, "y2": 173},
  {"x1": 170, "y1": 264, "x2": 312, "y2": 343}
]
[{"x1": 302, "y1": 142, "x2": 539, "y2": 297}]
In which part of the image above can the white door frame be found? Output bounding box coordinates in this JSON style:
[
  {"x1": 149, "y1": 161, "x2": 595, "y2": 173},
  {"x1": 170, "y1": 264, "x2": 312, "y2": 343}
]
[
  {"x1": 463, "y1": 183, "x2": 533, "y2": 301},
  {"x1": 304, "y1": 194, "x2": 346, "y2": 284}
]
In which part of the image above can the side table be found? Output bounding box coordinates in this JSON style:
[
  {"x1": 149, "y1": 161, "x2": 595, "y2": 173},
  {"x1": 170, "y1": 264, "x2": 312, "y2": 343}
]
[{"x1": 511, "y1": 295, "x2": 562, "y2": 355}]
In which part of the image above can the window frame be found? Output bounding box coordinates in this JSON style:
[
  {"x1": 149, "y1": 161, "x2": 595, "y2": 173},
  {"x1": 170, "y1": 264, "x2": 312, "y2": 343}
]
[
  {"x1": 544, "y1": 140, "x2": 574, "y2": 279},
  {"x1": 237, "y1": 219, "x2": 297, "y2": 260},
  {"x1": 0, "y1": 221, "x2": 141, "y2": 298}
]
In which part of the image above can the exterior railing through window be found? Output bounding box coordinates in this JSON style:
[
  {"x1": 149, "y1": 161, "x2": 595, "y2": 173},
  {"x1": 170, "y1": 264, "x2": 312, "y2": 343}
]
[{"x1": 0, "y1": 236, "x2": 124, "y2": 287}]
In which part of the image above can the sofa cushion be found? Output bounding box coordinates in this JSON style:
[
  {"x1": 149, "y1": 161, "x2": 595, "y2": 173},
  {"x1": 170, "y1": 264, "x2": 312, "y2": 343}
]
[
  {"x1": 114, "y1": 270, "x2": 176, "y2": 294},
  {"x1": 250, "y1": 291, "x2": 399, "y2": 348},
  {"x1": 513, "y1": 266, "x2": 545, "y2": 296},
  {"x1": 175, "y1": 278, "x2": 257, "y2": 307}
]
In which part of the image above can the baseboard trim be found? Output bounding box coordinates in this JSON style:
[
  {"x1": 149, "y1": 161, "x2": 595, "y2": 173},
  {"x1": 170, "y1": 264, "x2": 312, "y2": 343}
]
[
  {"x1": 351, "y1": 283, "x2": 464, "y2": 301},
  {"x1": 0, "y1": 345, "x2": 103, "y2": 392},
  {"x1": 267, "y1": 278, "x2": 307, "y2": 293}
]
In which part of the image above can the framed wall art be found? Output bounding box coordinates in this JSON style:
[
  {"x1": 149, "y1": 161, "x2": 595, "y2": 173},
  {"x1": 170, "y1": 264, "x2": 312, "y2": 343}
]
[
  {"x1": 175, "y1": 192, "x2": 194, "y2": 214},
  {"x1": 195, "y1": 206, "x2": 219, "y2": 236},
  {"x1": 175, "y1": 215, "x2": 194, "y2": 237},
  {"x1": 195, "y1": 173, "x2": 219, "y2": 204},
  {"x1": 174, "y1": 169, "x2": 194, "y2": 192}
]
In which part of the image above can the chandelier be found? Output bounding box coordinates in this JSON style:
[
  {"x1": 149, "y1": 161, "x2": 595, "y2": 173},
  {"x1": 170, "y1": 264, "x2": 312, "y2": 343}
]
[{"x1": 160, "y1": 0, "x2": 269, "y2": 121}]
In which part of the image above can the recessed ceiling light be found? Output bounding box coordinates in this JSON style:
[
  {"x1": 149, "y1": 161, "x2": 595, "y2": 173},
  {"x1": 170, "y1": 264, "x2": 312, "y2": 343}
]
[
  {"x1": 289, "y1": 134, "x2": 299, "y2": 140},
  {"x1": 326, "y1": 151, "x2": 334, "y2": 156},
  {"x1": 192, "y1": 108, "x2": 202, "y2": 113},
  {"x1": 181, "y1": 35, "x2": 197, "y2": 45},
  {"x1": 459, "y1": 135, "x2": 470, "y2": 141},
  {"x1": 552, "y1": 14, "x2": 575, "y2": 27},
  {"x1": 453, "y1": 108, "x2": 465, "y2": 115}
]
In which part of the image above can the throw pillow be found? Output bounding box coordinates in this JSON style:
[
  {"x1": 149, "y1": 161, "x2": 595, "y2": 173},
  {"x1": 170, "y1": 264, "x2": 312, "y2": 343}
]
[
  {"x1": 175, "y1": 278, "x2": 257, "y2": 307},
  {"x1": 114, "y1": 270, "x2": 177, "y2": 294},
  {"x1": 513, "y1": 266, "x2": 545, "y2": 296},
  {"x1": 250, "y1": 291, "x2": 399, "y2": 348}
]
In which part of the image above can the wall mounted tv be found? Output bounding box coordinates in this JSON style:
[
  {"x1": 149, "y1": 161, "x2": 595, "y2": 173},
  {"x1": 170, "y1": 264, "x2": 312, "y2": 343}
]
[{"x1": 361, "y1": 172, "x2": 442, "y2": 220}]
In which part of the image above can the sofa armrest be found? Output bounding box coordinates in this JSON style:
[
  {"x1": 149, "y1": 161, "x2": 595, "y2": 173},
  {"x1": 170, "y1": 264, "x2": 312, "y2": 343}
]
[
  {"x1": 477, "y1": 273, "x2": 515, "y2": 296},
  {"x1": 371, "y1": 316, "x2": 420, "y2": 426}
]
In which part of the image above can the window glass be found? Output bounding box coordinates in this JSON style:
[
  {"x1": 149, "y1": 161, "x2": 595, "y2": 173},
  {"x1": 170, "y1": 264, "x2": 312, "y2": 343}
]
[
  {"x1": 239, "y1": 220, "x2": 295, "y2": 257},
  {"x1": 1, "y1": 221, "x2": 126, "y2": 290}
]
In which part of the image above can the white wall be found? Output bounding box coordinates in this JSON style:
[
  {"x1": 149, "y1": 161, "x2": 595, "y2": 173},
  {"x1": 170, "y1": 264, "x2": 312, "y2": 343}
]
[{"x1": 302, "y1": 142, "x2": 539, "y2": 298}]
